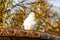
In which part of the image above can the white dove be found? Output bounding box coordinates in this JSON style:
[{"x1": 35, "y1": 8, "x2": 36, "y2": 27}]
[{"x1": 23, "y1": 12, "x2": 38, "y2": 30}]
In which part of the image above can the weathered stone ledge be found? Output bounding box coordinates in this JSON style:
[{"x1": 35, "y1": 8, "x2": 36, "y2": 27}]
[{"x1": 0, "y1": 29, "x2": 59, "y2": 40}]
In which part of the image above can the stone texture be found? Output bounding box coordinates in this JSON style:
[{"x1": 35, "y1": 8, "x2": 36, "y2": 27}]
[{"x1": 0, "y1": 29, "x2": 59, "y2": 40}]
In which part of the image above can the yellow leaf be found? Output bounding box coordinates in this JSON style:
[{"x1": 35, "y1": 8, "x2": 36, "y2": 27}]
[
  {"x1": 6, "y1": 0, "x2": 10, "y2": 3},
  {"x1": 38, "y1": 10, "x2": 43, "y2": 14},
  {"x1": 55, "y1": 28, "x2": 59, "y2": 32},
  {"x1": 51, "y1": 22, "x2": 54, "y2": 25},
  {"x1": 0, "y1": 26, "x2": 2, "y2": 29},
  {"x1": 3, "y1": 23, "x2": 8, "y2": 28},
  {"x1": 36, "y1": 3, "x2": 41, "y2": 8},
  {"x1": 31, "y1": 7, "x2": 35, "y2": 11},
  {"x1": 51, "y1": 22, "x2": 57, "y2": 28}
]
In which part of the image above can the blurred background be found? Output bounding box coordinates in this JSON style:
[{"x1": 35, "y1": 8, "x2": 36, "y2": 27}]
[{"x1": 0, "y1": 0, "x2": 60, "y2": 37}]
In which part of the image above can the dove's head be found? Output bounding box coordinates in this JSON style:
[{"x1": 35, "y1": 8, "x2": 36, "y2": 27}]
[{"x1": 29, "y1": 12, "x2": 35, "y2": 17}]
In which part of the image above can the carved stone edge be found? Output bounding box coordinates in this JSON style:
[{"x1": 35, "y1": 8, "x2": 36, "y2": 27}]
[{"x1": 0, "y1": 29, "x2": 59, "y2": 40}]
